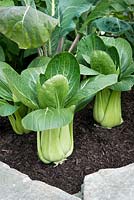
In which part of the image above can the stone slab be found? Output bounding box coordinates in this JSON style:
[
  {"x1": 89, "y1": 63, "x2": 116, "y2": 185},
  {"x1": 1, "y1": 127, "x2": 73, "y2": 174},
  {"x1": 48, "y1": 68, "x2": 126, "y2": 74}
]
[
  {"x1": 0, "y1": 162, "x2": 80, "y2": 200},
  {"x1": 83, "y1": 163, "x2": 134, "y2": 200}
]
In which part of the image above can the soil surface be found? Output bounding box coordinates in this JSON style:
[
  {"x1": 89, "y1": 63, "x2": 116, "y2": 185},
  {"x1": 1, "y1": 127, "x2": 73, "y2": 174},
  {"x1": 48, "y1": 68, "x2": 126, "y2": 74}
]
[{"x1": 0, "y1": 91, "x2": 134, "y2": 194}]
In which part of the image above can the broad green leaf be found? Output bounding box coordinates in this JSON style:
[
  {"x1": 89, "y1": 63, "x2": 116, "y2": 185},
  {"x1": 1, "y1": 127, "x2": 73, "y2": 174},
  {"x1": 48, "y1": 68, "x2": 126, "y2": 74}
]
[
  {"x1": 77, "y1": 34, "x2": 106, "y2": 64},
  {"x1": 102, "y1": 37, "x2": 133, "y2": 74},
  {"x1": 106, "y1": 46, "x2": 120, "y2": 68},
  {"x1": 120, "y1": 62, "x2": 134, "y2": 78},
  {"x1": 45, "y1": 52, "x2": 80, "y2": 102},
  {"x1": 0, "y1": 34, "x2": 20, "y2": 56},
  {"x1": 22, "y1": 105, "x2": 75, "y2": 131},
  {"x1": 90, "y1": 50, "x2": 117, "y2": 75},
  {"x1": 0, "y1": 6, "x2": 58, "y2": 49},
  {"x1": 125, "y1": 23, "x2": 134, "y2": 45},
  {"x1": 59, "y1": 0, "x2": 93, "y2": 37},
  {"x1": 0, "y1": 80, "x2": 13, "y2": 101},
  {"x1": 66, "y1": 74, "x2": 118, "y2": 109},
  {"x1": 111, "y1": 0, "x2": 128, "y2": 12},
  {"x1": 37, "y1": 74, "x2": 69, "y2": 108},
  {"x1": 0, "y1": 46, "x2": 5, "y2": 61},
  {"x1": 21, "y1": 64, "x2": 48, "y2": 98},
  {"x1": 46, "y1": 26, "x2": 61, "y2": 55},
  {"x1": 0, "y1": 62, "x2": 13, "y2": 101},
  {"x1": 0, "y1": 0, "x2": 14, "y2": 6},
  {"x1": 80, "y1": 0, "x2": 116, "y2": 31},
  {"x1": 0, "y1": 100, "x2": 18, "y2": 117},
  {"x1": 80, "y1": 64, "x2": 99, "y2": 76},
  {"x1": 28, "y1": 56, "x2": 50, "y2": 68},
  {"x1": 110, "y1": 75, "x2": 134, "y2": 91},
  {"x1": 45, "y1": 0, "x2": 59, "y2": 17},
  {"x1": 91, "y1": 17, "x2": 131, "y2": 35},
  {"x1": 4, "y1": 67, "x2": 38, "y2": 109}
]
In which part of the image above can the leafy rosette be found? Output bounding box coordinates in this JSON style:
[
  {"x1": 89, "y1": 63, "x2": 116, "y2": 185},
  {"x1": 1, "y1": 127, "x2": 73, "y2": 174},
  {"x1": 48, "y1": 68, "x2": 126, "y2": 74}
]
[
  {"x1": 77, "y1": 34, "x2": 134, "y2": 128},
  {"x1": 3, "y1": 52, "x2": 117, "y2": 164}
]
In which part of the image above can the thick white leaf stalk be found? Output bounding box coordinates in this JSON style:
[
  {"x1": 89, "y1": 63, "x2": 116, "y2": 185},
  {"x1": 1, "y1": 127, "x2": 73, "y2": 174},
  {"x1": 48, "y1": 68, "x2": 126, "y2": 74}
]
[
  {"x1": 37, "y1": 121, "x2": 73, "y2": 164},
  {"x1": 93, "y1": 88, "x2": 123, "y2": 128}
]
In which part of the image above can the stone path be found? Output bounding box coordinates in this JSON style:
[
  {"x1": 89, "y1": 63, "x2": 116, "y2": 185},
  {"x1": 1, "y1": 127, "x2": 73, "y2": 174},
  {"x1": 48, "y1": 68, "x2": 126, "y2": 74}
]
[{"x1": 0, "y1": 161, "x2": 134, "y2": 200}]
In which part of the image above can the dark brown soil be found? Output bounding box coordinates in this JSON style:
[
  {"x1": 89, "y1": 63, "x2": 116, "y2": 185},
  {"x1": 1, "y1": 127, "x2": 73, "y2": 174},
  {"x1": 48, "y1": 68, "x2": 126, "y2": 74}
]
[{"x1": 0, "y1": 91, "x2": 134, "y2": 194}]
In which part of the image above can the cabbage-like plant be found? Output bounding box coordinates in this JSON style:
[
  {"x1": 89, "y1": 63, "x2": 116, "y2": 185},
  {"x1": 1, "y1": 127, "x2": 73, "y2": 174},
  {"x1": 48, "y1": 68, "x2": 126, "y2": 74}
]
[
  {"x1": 0, "y1": 57, "x2": 49, "y2": 134},
  {"x1": 77, "y1": 34, "x2": 134, "y2": 128},
  {"x1": 0, "y1": 62, "x2": 30, "y2": 134},
  {"x1": 3, "y1": 52, "x2": 117, "y2": 164}
]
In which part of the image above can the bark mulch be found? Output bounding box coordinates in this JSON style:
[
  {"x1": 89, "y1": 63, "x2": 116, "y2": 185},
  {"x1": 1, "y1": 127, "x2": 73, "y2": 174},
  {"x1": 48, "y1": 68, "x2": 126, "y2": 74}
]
[{"x1": 0, "y1": 90, "x2": 134, "y2": 194}]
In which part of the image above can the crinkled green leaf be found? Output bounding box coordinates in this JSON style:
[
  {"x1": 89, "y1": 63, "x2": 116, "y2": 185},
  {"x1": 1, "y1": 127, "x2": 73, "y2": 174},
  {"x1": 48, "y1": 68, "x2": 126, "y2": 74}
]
[
  {"x1": 0, "y1": 6, "x2": 58, "y2": 49},
  {"x1": 45, "y1": 52, "x2": 80, "y2": 102},
  {"x1": 91, "y1": 17, "x2": 131, "y2": 35},
  {"x1": 37, "y1": 74, "x2": 69, "y2": 108},
  {"x1": 22, "y1": 105, "x2": 75, "y2": 131},
  {"x1": 77, "y1": 34, "x2": 106, "y2": 64},
  {"x1": 102, "y1": 37, "x2": 133, "y2": 74},
  {"x1": 0, "y1": 100, "x2": 18, "y2": 117},
  {"x1": 90, "y1": 50, "x2": 117, "y2": 75}
]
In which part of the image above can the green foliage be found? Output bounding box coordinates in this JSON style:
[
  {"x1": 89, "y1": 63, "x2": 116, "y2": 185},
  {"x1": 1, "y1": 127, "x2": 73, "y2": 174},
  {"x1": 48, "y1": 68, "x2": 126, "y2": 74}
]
[
  {"x1": 2, "y1": 52, "x2": 117, "y2": 163},
  {"x1": 90, "y1": 50, "x2": 117, "y2": 75},
  {"x1": 0, "y1": 6, "x2": 58, "y2": 49},
  {"x1": 1, "y1": 0, "x2": 134, "y2": 164},
  {"x1": 91, "y1": 17, "x2": 132, "y2": 35},
  {"x1": 77, "y1": 33, "x2": 134, "y2": 128},
  {"x1": 0, "y1": 61, "x2": 30, "y2": 134},
  {"x1": 58, "y1": 0, "x2": 93, "y2": 37},
  {"x1": 0, "y1": 0, "x2": 14, "y2": 6}
]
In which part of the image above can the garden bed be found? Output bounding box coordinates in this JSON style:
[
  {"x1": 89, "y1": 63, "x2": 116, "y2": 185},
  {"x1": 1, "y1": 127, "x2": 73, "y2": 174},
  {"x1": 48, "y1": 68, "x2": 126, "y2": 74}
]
[{"x1": 0, "y1": 90, "x2": 134, "y2": 194}]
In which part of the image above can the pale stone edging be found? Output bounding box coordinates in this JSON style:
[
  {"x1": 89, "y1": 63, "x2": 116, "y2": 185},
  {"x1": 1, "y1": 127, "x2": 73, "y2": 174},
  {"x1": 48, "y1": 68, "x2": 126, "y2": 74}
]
[{"x1": 0, "y1": 161, "x2": 134, "y2": 200}]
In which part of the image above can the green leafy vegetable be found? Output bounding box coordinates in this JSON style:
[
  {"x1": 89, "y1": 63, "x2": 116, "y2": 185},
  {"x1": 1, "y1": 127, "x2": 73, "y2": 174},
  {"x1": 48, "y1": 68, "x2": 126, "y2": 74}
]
[
  {"x1": 0, "y1": 61, "x2": 31, "y2": 134},
  {"x1": 2, "y1": 52, "x2": 117, "y2": 164},
  {"x1": 77, "y1": 34, "x2": 134, "y2": 128}
]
